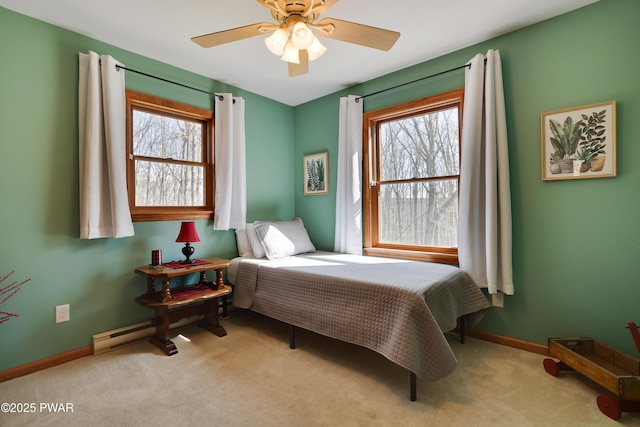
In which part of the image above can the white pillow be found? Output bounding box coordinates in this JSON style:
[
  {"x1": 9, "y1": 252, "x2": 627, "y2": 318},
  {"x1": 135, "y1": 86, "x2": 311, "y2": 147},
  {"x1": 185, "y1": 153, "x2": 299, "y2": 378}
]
[
  {"x1": 246, "y1": 223, "x2": 266, "y2": 258},
  {"x1": 253, "y1": 217, "x2": 316, "y2": 260},
  {"x1": 234, "y1": 227, "x2": 254, "y2": 257}
]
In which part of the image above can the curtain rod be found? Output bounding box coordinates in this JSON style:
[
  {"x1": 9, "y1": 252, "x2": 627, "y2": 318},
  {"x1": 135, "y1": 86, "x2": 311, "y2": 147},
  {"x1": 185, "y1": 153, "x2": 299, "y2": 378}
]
[
  {"x1": 356, "y1": 60, "x2": 482, "y2": 102},
  {"x1": 115, "y1": 65, "x2": 226, "y2": 101}
]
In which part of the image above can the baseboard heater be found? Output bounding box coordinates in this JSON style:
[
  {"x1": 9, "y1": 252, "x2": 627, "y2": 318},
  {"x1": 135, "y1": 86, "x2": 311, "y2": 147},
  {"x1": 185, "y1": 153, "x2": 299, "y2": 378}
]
[{"x1": 92, "y1": 315, "x2": 204, "y2": 355}]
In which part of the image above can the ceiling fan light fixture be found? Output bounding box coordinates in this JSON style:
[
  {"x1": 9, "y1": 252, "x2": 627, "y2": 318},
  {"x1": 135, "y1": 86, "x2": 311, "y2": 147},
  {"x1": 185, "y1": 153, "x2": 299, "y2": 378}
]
[
  {"x1": 306, "y1": 35, "x2": 326, "y2": 61},
  {"x1": 265, "y1": 27, "x2": 289, "y2": 56},
  {"x1": 291, "y1": 21, "x2": 314, "y2": 50},
  {"x1": 192, "y1": 0, "x2": 401, "y2": 78},
  {"x1": 281, "y1": 41, "x2": 300, "y2": 64}
]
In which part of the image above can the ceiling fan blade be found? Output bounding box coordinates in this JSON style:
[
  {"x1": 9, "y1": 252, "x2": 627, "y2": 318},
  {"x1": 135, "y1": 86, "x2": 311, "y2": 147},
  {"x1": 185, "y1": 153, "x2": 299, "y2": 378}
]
[
  {"x1": 288, "y1": 49, "x2": 309, "y2": 77},
  {"x1": 315, "y1": 18, "x2": 400, "y2": 51},
  {"x1": 192, "y1": 22, "x2": 275, "y2": 48}
]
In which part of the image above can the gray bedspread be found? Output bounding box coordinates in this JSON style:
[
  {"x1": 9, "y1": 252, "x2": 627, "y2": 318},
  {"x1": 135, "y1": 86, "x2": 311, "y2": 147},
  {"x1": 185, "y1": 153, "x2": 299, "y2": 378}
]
[{"x1": 228, "y1": 251, "x2": 491, "y2": 381}]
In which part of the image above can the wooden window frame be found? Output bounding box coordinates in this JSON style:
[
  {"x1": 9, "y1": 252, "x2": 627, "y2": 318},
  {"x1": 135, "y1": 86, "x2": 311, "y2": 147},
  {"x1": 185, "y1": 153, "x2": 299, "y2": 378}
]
[
  {"x1": 363, "y1": 88, "x2": 464, "y2": 264},
  {"x1": 126, "y1": 90, "x2": 214, "y2": 222}
]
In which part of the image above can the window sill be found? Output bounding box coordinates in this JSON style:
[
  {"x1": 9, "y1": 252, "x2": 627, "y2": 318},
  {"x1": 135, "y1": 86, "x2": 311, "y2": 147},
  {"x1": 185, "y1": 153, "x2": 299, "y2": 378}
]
[
  {"x1": 131, "y1": 210, "x2": 213, "y2": 222},
  {"x1": 363, "y1": 247, "x2": 459, "y2": 265}
]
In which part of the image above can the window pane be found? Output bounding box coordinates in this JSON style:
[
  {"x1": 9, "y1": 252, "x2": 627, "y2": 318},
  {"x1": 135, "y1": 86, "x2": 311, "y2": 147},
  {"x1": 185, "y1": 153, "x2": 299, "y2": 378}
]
[
  {"x1": 378, "y1": 180, "x2": 458, "y2": 247},
  {"x1": 379, "y1": 107, "x2": 459, "y2": 181},
  {"x1": 135, "y1": 160, "x2": 204, "y2": 206},
  {"x1": 133, "y1": 110, "x2": 202, "y2": 162}
]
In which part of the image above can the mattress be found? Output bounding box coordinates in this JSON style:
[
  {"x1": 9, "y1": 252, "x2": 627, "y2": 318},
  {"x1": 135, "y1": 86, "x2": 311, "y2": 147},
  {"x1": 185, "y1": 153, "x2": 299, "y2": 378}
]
[{"x1": 228, "y1": 251, "x2": 491, "y2": 380}]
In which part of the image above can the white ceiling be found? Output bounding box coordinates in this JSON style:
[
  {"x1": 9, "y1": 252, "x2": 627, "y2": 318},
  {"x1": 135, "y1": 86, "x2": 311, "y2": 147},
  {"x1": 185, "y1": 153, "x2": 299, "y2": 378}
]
[{"x1": 1, "y1": 0, "x2": 598, "y2": 106}]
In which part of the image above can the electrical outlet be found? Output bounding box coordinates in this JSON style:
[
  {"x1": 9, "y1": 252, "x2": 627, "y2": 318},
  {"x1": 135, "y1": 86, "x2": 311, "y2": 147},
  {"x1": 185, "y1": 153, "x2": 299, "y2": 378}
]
[{"x1": 55, "y1": 304, "x2": 70, "y2": 323}]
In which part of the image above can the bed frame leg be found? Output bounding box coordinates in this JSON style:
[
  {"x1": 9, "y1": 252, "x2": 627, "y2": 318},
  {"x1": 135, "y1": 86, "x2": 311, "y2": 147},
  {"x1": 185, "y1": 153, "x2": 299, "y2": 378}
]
[
  {"x1": 458, "y1": 315, "x2": 466, "y2": 344},
  {"x1": 289, "y1": 324, "x2": 296, "y2": 349},
  {"x1": 287, "y1": 323, "x2": 417, "y2": 400},
  {"x1": 410, "y1": 371, "x2": 417, "y2": 401}
]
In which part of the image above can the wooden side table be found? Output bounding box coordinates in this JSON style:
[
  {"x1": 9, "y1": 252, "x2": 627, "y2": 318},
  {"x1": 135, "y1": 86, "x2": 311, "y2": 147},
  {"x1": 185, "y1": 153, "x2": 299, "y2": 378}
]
[{"x1": 134, "y1": 257, "x2": 231, "y2": 356}]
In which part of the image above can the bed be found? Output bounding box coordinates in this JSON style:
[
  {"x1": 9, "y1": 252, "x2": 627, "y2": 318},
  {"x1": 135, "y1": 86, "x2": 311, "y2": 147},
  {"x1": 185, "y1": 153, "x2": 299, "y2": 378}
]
[{"x1": 227, "y1": 218, "x2": 492, "y2": 400}]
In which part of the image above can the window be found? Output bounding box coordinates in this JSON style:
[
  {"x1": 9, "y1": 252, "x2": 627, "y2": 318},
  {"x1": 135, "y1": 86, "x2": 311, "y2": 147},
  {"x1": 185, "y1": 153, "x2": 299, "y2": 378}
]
[
  {"x1": 126, "y1": 91, "x2": 214, "y2": 222},
  {"x1": 363, "y1": 88, "x2": 464, "y2": 264}
]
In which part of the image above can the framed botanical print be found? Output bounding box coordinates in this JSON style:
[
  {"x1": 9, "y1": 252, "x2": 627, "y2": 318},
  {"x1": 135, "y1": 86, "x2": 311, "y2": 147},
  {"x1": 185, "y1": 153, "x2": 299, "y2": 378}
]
[
  {"x1": 304, "y1": 152, "x2": 329, "y2": 195},
  {"x1": 541, "y1": 100, "x2": 616, "y2": 181}
]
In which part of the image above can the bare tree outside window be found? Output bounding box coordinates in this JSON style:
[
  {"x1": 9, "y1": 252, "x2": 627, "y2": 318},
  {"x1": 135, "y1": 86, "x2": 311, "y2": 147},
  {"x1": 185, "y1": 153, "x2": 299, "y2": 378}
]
[
  {"x1": 364, "y1": 88, "x2": 463, "y2": 264},
  {"x1": 126, "y1": 91, "x2": 214, "y2": 222},
  {"x1": 378, "y1": 108, "x2": 459, "y2": 247},
  {"x1": 133, "y1": 111, "x2": 205, "y2": 207}
]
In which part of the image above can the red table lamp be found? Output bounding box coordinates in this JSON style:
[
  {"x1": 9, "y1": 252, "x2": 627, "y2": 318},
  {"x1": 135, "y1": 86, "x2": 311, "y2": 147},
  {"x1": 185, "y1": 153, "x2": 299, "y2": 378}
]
[{"x1": 176, "y1": 221, "x2": 200, "y2": 264}]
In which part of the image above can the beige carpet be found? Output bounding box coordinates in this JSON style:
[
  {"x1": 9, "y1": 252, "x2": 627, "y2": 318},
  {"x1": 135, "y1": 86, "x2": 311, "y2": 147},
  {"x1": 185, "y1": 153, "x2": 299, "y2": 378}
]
[{"x1": 1, "y1": 310, "x2": 638, "y2": 426}]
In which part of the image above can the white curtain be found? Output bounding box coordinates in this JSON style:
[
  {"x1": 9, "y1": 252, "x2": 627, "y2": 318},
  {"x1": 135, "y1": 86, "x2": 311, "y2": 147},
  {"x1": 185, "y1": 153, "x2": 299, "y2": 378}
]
[
  {"x1": 459, "y1": 49, "x2": 514, "y2": 305},
  {"x1": 334, "y1": 95, "x2": 363, "y2": 255},
  {"x1": 78, "y1": 51, "x2": 134, "y2": 239},
  {"x1": 214, "y1": 94, "x2": 246, "y2": 230}
]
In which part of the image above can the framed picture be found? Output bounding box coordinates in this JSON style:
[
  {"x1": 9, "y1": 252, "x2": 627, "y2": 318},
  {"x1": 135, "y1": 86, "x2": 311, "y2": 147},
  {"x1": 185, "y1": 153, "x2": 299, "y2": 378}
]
[
  {"x1": 541, "y1": 100, "x2": 616, "y2": 181},
  {"x1": 304, "y1": 152, "x2": 329, "y2": 195}
]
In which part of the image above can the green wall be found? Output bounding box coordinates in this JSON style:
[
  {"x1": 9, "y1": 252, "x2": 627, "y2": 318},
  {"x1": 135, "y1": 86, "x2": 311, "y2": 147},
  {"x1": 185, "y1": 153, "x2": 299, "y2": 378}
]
[
  {"x1": 0, "y1": 7, "x2": 294, "y2": 371},
  {"x1": 295, "y1": 0, "x2": 640, "y2": 355}
]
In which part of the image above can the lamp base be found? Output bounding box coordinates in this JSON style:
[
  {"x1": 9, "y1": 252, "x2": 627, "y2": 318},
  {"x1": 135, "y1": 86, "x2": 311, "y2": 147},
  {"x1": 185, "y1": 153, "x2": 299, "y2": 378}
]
[{"x1": 181, "y1": 243, "x2": 195, "y2": 264}]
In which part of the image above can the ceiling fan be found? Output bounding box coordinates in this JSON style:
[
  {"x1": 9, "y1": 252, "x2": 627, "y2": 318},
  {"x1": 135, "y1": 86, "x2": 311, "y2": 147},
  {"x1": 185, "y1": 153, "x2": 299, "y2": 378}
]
[{"x1": 191, "y1": 0, "x2": 400, "y2": 77}]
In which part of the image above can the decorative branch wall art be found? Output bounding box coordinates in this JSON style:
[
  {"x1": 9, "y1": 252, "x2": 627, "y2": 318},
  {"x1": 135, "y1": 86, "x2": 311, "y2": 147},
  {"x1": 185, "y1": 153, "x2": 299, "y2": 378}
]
[{"x1": 0, "y1": 270, "x2": 31, "y2": 324}]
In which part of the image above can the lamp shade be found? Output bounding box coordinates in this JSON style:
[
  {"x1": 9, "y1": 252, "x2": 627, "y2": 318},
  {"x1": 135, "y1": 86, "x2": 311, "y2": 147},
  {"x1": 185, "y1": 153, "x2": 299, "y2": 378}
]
[
  {"x1": 291, "y1": 22, "x2": 314, "y2": 50},
  {"x1": 281, "y1": 42, "x2": 300, "y2": 64},
  {"x1": 265, "y1": 27, "x2": 289, "y2": 56},
  {"x1": 307, "y1": 35, "x2": 327, "y2": 61},
  {"x1": 175, "y1": 221, "x2": 200, "y2": 243}
]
